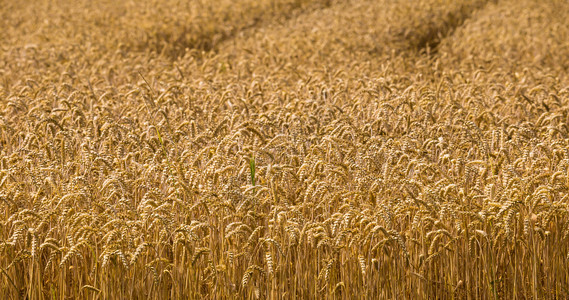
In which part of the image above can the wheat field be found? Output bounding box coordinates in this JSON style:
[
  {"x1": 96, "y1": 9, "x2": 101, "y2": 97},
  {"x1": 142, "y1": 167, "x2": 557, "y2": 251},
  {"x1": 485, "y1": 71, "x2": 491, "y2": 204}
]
[{"x1": 1, "y1": 0, "x2": 569, "y2": 298}]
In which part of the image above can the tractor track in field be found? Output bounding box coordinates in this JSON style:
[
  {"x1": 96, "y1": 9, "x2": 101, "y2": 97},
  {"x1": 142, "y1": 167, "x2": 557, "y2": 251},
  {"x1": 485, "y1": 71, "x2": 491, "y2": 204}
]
[
  {"x1": 145, "y1": 0, "x2": 337, "y2": 60},
  {"x1": 160, "y1": 0, "x2": 492, "y2": 61},
  {"x1": 210, "y1": 0, "x2": 495, "y2": 63}
]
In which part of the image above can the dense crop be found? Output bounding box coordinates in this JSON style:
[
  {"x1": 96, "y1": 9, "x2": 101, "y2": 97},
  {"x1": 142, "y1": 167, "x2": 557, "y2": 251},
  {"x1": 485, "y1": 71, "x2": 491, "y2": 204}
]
[{"x1": 1, "y1": 0, "x2": 569, "y2": 298}]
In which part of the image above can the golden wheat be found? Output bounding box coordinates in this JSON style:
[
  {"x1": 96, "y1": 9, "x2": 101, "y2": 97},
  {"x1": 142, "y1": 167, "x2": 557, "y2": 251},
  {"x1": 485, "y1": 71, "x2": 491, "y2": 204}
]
[{"x1": 1, "y1": 0, "x2": 569, "y2": 298}]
